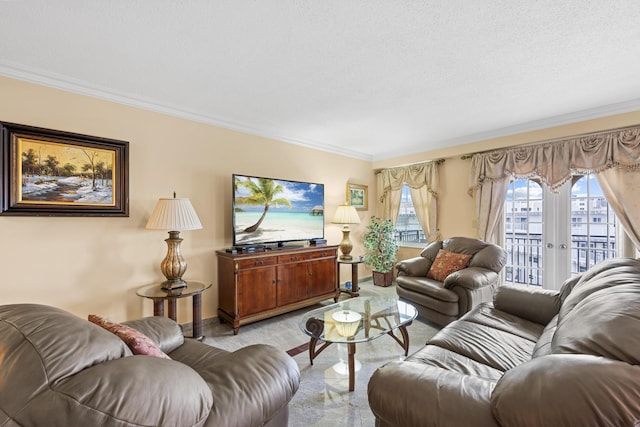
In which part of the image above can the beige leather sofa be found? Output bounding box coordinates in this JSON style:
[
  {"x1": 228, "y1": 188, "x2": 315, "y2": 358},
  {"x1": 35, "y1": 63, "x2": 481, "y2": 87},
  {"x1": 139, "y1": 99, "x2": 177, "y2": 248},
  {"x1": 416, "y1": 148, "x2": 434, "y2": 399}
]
[
  {"x1": 396, "y1": 237, "x2": 507, "y2": 326},
  {"x1": 368, "y1": 257, "x2": 640, "y2": 427},
  {"x1": 0, "y1": 304, "x2": 300, "y2": 427}
]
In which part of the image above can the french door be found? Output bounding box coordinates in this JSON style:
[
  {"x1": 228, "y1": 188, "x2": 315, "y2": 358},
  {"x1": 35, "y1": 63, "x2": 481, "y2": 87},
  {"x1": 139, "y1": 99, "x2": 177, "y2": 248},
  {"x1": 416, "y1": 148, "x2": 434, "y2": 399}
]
[{"x1": 503, "y1": 174, "x2": 618, "y2": 290}]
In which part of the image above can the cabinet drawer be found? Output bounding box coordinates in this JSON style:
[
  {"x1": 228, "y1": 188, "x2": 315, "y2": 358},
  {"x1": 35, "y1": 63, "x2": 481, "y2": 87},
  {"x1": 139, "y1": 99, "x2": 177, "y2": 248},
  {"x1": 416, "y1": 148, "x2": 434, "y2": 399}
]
[
  {"x1": 309, "y1": 249, "x2": 336, "y2": 259},
  {"x1": 236, "y1": 256, "x2": 277, "y2": 269},
  {"x1": 278, "y1": 253, "x2": 311, "y2": 263}
]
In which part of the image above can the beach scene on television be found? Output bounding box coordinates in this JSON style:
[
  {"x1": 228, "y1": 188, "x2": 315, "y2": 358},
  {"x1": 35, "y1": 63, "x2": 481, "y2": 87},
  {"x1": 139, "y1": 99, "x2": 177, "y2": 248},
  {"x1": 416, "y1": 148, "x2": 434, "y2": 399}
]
[{"x1": 233, "y1": 175, "x2": 325, "y2": 245}]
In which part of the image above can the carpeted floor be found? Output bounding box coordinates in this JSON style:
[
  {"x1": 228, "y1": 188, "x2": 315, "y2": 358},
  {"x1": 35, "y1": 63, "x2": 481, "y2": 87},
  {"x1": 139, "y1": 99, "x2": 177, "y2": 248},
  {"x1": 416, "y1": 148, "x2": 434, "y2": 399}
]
[{"x1": 195, "y1": 280, "x2": 440, "y2": 427}]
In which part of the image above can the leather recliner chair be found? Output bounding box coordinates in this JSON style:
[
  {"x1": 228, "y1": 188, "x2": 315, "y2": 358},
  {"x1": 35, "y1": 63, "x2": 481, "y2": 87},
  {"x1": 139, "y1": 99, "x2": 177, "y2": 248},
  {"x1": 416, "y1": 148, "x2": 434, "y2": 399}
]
[
  {"x1": 395, "y1": 236, "x2": 507, "y2": 326},
  {"x1": 0, "y1": 304, "x2": 300, "y2": 427}
]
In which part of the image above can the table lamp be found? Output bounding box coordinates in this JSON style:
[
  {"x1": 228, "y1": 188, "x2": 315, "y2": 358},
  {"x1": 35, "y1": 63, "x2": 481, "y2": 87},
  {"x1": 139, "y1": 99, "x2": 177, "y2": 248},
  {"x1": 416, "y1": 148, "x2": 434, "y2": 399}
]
[
  {"x1": 145, "y1": 193, "x2": 203, "y2": 290},
  {"x1": 332, "y1": 205, "x2": 360, "y2": 260}
]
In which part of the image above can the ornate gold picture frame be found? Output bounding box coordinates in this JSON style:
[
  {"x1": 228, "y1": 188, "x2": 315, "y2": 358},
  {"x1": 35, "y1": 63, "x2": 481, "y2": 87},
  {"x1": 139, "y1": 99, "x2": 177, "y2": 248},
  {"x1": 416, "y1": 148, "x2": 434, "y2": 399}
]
[{"x1": 346, "y1": 183, "x2": 368, "y2": 210}]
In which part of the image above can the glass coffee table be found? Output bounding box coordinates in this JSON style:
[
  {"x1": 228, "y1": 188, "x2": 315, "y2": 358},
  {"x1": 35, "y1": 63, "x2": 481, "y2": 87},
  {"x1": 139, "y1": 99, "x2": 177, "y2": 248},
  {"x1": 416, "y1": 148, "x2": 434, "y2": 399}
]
[{"x1": 300, "y1": 297, "x2": 417, "y2": 391}]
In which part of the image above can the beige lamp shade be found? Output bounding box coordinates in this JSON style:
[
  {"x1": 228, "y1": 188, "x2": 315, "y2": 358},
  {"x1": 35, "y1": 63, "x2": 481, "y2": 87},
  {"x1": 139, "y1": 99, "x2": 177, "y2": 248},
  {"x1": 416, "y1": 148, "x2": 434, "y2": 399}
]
[
  {"x1": 331, "y1": 205, "x2": 361, "y2": 225},
  {"x1": 145, "y1": 198, "x2": 203, "y2": 231}
]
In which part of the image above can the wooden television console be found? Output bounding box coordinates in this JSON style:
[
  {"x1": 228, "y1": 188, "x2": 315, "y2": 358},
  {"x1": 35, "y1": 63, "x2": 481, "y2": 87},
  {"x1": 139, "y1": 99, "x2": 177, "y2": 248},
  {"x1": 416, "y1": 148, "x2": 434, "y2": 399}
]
[{"x1": 216, "y1": 245, "x2": 338, "y2": 334}]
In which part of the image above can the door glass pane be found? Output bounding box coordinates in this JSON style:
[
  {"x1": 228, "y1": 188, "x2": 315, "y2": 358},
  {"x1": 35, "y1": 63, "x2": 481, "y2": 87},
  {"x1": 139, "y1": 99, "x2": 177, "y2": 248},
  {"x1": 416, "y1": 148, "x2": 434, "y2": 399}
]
[
  {"x1": 570, "y1": 174, "x2": 617, "y2": 273},
  {"x1": 504, "y1": 179, "x2": 543, "y2": 286}
]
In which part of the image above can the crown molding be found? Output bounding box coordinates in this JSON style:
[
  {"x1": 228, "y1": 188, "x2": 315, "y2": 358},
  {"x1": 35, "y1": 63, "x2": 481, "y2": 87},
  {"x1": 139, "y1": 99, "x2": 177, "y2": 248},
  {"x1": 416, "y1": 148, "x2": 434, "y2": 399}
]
[
  {"x1": 0, "y1": 63, "x2": 373, "y2": 161},
  {"x1": 3, "y1": 63, "x2": 638, "y2": 164},
  {"x1": 373, "y1": 98, "x2": 640, "y2": 161}
]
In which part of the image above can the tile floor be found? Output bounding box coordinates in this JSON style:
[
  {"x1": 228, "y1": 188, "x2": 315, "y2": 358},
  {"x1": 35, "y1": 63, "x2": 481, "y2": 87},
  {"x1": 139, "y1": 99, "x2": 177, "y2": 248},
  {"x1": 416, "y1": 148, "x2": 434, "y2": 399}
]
[{"x1": 194, "y1": 280, "x2": 440, "y2": 427}]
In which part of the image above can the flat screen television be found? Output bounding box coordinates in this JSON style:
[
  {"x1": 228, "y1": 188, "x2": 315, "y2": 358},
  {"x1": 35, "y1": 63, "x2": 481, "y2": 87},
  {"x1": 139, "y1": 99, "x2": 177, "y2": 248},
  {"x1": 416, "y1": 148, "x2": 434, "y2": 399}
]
[{"x1": 232, "y1": 174, "x2": 325, "y2": 247}]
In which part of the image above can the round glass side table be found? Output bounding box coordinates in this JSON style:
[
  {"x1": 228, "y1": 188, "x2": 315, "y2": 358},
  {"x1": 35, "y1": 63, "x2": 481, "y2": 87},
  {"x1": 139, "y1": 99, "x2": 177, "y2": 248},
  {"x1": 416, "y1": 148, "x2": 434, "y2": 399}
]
[{"x1": 136, "y1": 281, "x2": 211, "y2": 340}]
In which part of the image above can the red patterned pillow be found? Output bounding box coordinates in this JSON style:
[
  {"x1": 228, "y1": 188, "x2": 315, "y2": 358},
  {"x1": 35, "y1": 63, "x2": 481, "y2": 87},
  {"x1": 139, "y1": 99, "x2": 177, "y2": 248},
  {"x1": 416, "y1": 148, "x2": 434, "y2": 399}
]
[
  {"x1": 88, "y1": 314, "x2": 171, "y2": 359},
  {"x1": 426, "y1": 249, "x2": 472, "y2": 282}
]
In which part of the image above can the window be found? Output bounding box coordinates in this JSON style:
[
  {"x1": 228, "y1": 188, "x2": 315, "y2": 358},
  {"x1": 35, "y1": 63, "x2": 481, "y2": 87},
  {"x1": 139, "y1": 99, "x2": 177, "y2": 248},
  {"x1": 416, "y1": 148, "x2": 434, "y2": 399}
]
[
  {"x1": 504, "y1": 174, "x2": 619, "y2": 289},
  {"x1": 569, "y1": 175, "x2": 617, "y2": 274},
  {"x1": 504, "y1": 179, "x2": 543, "y2": 286},
  {"x1": 394, "y1": 184, "x2": 427, "y2": 245}
]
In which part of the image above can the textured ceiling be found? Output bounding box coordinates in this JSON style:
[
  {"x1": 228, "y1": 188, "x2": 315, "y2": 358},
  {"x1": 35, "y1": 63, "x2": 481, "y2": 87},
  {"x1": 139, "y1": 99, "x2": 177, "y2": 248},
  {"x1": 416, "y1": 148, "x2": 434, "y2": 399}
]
[{"x1": 1, "y1": 1, "x2": 640, "y2": 161}]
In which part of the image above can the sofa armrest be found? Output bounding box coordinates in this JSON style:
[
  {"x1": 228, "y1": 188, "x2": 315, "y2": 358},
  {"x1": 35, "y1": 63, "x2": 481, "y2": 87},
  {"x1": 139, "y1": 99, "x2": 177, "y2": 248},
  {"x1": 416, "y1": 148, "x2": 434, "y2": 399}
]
[
  {"x1": 493, "y1": 285, "x2": 560, "y2": 325},
  {"x1": 123, "y1": 316, "x2": 184, "y2": 354},
  {"x1": 368, "y1": 361, "x2": 499, "y2": 427},
  {"x1": 396, "y1": 257, "x2": 431, "y2": 277},
  {"x1": 36, "y1": 355, "x2": 212, "y2": 427},
  {"x1": 492, "y1": 354, "x2": 640, "y2": 427},
  {"x1": 444, "y1": 267, "x2": 498, "y2": 290}
]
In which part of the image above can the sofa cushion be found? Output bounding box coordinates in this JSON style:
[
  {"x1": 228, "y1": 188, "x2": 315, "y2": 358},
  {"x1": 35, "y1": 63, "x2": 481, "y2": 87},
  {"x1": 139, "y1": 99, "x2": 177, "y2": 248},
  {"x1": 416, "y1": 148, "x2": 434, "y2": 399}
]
[
  {"x1": 492, "y1": 354, "x2": 640, "y2": 427},
  {"x1": 427, "y1": 249, "x2": 472, "y2": 282},
  {"x1": 0, "y1": 304, "x2": 131, "y2": 385},
  {"x1": 551, "y1": 283, "x2": 640, "y2": 364},
  {"x1": 429, "y1": 319, "x2": 535, "y2": 372},
  {"x1": 407, "y1": 344, "x2": 503, "y2": 381},
  {"x1": 558, "y1": 257, "x2": 640, "y2": 321},
  {"x1": 463, "y1": 304, "x2": 545, "y2": 343},
  {"x1": 396, "y1": 276, "x2": 459, "y2": 303},
  {"x1": 531, "y1": 314, "x2": 558, "y2": 358},
  {"x1": 89, "y1": 314, "x2": 171, "y2": 359}
]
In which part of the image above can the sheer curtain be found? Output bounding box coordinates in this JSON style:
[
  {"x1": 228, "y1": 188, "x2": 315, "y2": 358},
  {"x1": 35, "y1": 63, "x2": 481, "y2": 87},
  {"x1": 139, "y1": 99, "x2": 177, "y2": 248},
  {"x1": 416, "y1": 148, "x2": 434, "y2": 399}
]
[
  {"x1": 468, "y1": 125, "x2": 640, "y2": 247},
  {"x1": 378, "y1": 161, "x2": 441, "y2": 243}
]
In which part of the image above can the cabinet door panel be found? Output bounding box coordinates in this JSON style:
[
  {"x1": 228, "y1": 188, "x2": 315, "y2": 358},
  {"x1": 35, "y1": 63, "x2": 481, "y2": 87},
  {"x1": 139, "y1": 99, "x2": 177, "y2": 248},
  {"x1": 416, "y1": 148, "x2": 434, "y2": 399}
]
[
  {"x1": 308, "y1": 258, "x2": 336, "y2": 297},
  {"x1": 277, "y1": 263, "x2": 308, "y2": 305},
  {"x1": 238, "y1": 267, "x2": 277, "y2": 316}
]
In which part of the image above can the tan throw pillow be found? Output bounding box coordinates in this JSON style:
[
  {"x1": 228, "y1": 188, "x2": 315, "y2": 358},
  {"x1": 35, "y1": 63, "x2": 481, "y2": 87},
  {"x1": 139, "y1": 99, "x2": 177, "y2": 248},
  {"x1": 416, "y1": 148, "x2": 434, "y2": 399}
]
[
  {"x1": 426, "y1": 249, "x2": 472, "y2": 282},
  {"x1": 88, "y1": 314, "x2": 171, "y2": 359}
]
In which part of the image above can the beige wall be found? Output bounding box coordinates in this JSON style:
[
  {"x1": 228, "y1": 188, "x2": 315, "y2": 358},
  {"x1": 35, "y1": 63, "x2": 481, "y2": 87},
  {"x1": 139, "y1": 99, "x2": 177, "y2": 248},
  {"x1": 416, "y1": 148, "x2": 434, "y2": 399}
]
[
  {"x1": 377, "y1": 110, "x2": 640, "y2": 260},
  {"x1": 0, "y1": 76, "x2": 375, "y2": 323},
  {"x1": 4, "y1": 75, "x2": 639, "y2": 322}
]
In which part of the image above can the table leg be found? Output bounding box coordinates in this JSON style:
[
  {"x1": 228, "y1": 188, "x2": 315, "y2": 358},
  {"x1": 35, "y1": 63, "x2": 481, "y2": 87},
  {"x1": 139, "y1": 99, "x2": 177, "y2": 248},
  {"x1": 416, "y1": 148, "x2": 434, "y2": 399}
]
[
  {"x1": 308, "y1": 337, "x2": 332, "y2": 365},
  {"x1": 152, "y1": 299, "x2": 164, "y2": 317},
  {"x1": 348, "y1": 342, "x2": 356, "y2": 392},
  {"x1": 192, "y1": 293, "x2": 203, "y2": 340},
  {"x1": 167, "y1": 298, "x2": 177, "y2": 321},
  {"x1": 351, "y1": 263, "x2": 360, "y2": 295},
  {"x1": 387, "y1": 321, "x2": 413, "y2": 356},
  {"x1": 334, "y1": 263, "x2": 341, "y2": 302}
]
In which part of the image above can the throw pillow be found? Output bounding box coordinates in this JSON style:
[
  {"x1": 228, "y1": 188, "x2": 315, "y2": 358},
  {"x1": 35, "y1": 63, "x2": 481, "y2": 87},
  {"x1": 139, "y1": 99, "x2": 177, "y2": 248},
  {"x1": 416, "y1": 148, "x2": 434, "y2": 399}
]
[
  {"x1": 426, "y1": 249, "x2": 472, "y2": 282},
  {"x1": 88, "y1": 314, "x2": 171, "y2": 359}
]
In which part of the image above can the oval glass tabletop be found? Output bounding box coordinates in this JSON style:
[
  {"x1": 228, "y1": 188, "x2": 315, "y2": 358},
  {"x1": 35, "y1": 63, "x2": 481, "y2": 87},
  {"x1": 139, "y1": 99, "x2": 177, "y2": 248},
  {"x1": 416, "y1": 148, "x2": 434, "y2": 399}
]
[{"x1": 300, "y1": 297, "x2": 417, "y2": 344}]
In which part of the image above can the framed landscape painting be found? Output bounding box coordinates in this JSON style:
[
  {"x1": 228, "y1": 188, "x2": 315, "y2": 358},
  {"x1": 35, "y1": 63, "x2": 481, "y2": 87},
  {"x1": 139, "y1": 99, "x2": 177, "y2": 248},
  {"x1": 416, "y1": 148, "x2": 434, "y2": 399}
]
[
  {"x1": 0, "y1": 122, "x2": 129, "y2": 216},
  {"x1": 346, "y1": 183, "x2": 368, "y2": 210}
]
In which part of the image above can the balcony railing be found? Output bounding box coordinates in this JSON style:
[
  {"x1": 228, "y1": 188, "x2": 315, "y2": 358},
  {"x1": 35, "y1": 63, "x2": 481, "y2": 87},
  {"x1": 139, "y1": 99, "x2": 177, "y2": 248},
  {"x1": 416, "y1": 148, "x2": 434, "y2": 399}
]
[
  {"x1": 505, "y1": 234, "x2": 615, "y2": 286},
  {"x1": 394, "y1": 229, "x2": 426, "y2": 244}
]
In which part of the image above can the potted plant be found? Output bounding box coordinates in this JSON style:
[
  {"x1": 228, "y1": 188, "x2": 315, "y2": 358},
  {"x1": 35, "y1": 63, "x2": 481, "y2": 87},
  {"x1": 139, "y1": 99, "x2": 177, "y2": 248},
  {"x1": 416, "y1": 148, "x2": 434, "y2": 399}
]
[{"x1": 363, "y1": 216, "x2": 398, "y2": 287}]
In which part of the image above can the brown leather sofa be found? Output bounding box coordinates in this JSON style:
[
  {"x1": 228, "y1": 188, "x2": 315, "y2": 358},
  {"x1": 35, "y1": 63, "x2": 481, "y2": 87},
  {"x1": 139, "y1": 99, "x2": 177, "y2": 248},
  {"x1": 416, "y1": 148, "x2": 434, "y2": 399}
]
[
  {"x1": 368, "y1": 257, "x2": 640, "y2": 427},
  {"x1": 395, "y1": 237, "x2": 507, "y2": 326},
  {"x1": 0, "y1": 304, "x2": 300, "y2": 427}
]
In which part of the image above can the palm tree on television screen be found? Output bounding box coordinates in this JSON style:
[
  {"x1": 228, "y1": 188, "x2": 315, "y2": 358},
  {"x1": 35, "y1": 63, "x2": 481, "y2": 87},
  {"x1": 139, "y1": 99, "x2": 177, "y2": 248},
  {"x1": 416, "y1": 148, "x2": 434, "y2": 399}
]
[{"x1": 236, "y1": 177, "x2": 292, "y2": 232}]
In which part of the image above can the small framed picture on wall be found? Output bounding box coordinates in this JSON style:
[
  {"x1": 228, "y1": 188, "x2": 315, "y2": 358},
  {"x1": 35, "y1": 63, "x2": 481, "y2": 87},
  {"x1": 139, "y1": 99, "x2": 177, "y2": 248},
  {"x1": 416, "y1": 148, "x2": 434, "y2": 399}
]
[{"x1": 346, "y1": 183, "x2": 368, "y2": 210}]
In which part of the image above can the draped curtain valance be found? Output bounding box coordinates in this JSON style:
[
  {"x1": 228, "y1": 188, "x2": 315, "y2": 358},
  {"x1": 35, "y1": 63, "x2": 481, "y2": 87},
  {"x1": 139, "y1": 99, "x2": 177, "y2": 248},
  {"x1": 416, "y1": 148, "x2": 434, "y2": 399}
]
[
  {"x1": 469, "y1": 125, "x2": 640, "y2": 195},
  {"x1": 377, "y1": 161, "x2": 440, "y2": 243},
  {"x1": 467, "y1": 125, "x2": 640, "y2": 248}
]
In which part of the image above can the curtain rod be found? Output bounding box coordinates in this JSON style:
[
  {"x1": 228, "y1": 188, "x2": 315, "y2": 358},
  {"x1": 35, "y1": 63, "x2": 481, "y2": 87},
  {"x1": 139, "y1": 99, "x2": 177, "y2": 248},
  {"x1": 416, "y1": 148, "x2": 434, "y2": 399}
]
[
  {"x1": 459, "y1": 123, "x2": 640, "y2": 160},
  {"x1": 374, "y1": 158, "x2": 445, "y2": 174}
]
